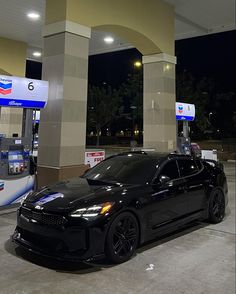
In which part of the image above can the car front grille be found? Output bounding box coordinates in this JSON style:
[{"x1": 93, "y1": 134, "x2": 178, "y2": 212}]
[
  {"x1": 19, "y1": 228, "x2": 68, "y2": 253},
  {"x1": 21, "y1": 207, "x2": 67, "y2": 226}
]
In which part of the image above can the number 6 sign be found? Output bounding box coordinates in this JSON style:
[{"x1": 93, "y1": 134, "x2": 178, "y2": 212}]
[{"x1": 0, "y1": 75, "x2": 48, "y2": 109}]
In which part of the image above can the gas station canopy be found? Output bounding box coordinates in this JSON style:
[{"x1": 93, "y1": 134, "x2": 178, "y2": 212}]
[{"x1": 0, "y1": 0, "x2": 234, "y2": 60}]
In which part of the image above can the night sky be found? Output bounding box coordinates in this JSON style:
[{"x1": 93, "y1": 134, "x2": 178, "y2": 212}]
[
  {"x1": 175, "y1": 30, "x2": 236, "y2": 93},
  {"x1": 26, "y1": 30, "x2": 236, "y2": 93},
  {"x1": 88, "y1": 30, "x2": 236, "y2": 92},
  {"x1": 88, "y1": 49, "x2": 142, "y2": 88}
]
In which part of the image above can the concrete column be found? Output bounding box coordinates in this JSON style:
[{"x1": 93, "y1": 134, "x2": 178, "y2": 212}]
[
  {"x1": 143, "y1": 53, "x2": 177, "y2": 152},
  {"x1": 0, "y1": 38, "x2": 27, "y2": 137},
  {"x1": 37, "y1": 21, "x2": 91, "y2": 186}
]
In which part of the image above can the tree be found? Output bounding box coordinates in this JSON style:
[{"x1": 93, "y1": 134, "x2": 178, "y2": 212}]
[
  {"x1": 212, "y1": 92, "x2": 236, "y2": 137},
  {"x1": 87, "y1": 85, "x2": 122, "y2": 146},
  {"x1": 176, "y1": 71, "x2": 213, "y2": 138},
  {"x1": 119, "y1": 71, "x2": 143, "y2": 137}
]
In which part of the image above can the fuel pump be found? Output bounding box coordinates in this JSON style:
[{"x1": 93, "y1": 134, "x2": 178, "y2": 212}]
[
  {"x1": 0, "y1": 75, "x2": 48, "y2": 206},
  {"x1": 176, "y1": 102, "x2": 195, "y2": 155},
  {"x1": 0, "y1": 137, "x2": 30, "y2": 177}
]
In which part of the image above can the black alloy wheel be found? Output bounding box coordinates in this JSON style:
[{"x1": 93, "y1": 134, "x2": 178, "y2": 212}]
[
  {"x1": 208, "y1": 189, "x2": 225, "y2": 224},
  {"x1": 106, "y1": 212, "x2": 139, "y2": 264}
]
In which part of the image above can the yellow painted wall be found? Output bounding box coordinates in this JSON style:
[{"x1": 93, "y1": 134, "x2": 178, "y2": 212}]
[
  {"x1": 46, "y1": 0, "x2": 174, "y2": 55},
  {"x1": 0, "y1": 68, "x2": 11, "y2": 75},
  {"x1": 0, "y1": 37, "x2": 27, "y2": 77},
  {"x1": 45, "y1": 0, "x2": 67, "y2": 26},
  {"x1": 0, "y1": 37, "x2": 26, "y2": 137}
]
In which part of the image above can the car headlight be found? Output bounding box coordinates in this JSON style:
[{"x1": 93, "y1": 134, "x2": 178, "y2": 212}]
[{"x1": 70, "y1": 202, "x2": 114, "y2": 218}]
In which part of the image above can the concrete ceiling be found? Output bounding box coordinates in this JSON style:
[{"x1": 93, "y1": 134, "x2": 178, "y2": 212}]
[
  {"x1": 0, "y1": 0, "x2": 235, "y2": 61},
  {"x1": 166, "y1": 0, "x2": 236, "y2": 39}
]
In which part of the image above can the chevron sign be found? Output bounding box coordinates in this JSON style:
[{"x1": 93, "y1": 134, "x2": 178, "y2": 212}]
[
  {"x1": 176, "y1": 102, "x2": 195, "y2": 121},
  {"x1": 0, "y1": 79, "x2": 12, "y2": 95},
  {"x1": 0, "y1": 75, "x2": 48, "y2": 109}
]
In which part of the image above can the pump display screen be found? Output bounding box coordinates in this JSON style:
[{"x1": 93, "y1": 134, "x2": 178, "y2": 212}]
[
  {"x1": 8, "y1": 152, "x2": 23, "y2": 161},
  {"x1": 8, "y1": 150, "x2": 24, "y2": 175}
]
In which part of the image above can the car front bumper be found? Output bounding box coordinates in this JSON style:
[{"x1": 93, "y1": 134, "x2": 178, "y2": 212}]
[{"x1": 12, "y1": 209, "x2": 107, "y2": 261}]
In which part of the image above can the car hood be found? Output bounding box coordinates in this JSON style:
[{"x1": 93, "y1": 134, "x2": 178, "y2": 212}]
[{"x1": 23, "y1": 177, "x2": 127, "y2": 213}]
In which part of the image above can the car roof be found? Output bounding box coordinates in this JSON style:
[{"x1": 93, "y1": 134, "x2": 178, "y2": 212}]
[{"x1": 112, "y1": 151, "x2": 194, "y2": 161}]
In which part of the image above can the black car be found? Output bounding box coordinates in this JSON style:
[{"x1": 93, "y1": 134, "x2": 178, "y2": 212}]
[{"x1": 13, "y1": 152, "x2": 228, "y2": 264}]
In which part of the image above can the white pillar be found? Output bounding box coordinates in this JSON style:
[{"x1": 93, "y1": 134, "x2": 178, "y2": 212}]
[{"x1": 143, "y1": 53, "x2": 177, "y2": 152}]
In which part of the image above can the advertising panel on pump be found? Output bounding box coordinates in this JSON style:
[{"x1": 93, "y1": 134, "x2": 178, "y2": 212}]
[
  {"x1": 176, "y1": 102, "x2": 195, "y2": 121},
  {"x1": 0, "y1": 75, "x2": 48, "y2": 108}
]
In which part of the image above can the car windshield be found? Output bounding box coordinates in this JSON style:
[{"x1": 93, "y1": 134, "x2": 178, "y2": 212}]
[{"x1": 84, "y1": 154, "x2": 159, "y2": 185}]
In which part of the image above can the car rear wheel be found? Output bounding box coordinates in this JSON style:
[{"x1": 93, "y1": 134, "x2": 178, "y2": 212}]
[
  {"x1": 208, "y1": 189, "x2": 225, "y2": 223},
  {"x1": 105, "y1": 212, "x2": 139, "y2": 264}
]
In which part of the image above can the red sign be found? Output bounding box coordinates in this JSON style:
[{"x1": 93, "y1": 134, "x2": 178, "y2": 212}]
[{"x1": 85, "y1": 151, "x2": 105, "y2": 167}]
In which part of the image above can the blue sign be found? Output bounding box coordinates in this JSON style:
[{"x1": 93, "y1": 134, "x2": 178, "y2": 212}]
[
  {"x1": 176, "y1": 102, "x2": 195, "y2": 121},
  {"x1": 176, "y1": 115, "x2": 195, "y2": 121},
  {"x1": 0, "y1": 98, "x2": 46, "y2": 108},
  {"x1": 0, "y1": 75, "x2": 48, "y2": 109}
]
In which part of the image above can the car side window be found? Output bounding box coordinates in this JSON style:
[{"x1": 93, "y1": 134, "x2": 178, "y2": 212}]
[
  {"x1": 159, "y1": 160, "x2": 180, "y2": 180},
  {"x1": 177, "y1": 159, "x2": 199, "y2": 177}
]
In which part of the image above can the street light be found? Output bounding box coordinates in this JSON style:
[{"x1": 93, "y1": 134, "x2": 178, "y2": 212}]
[{"x1": 134, "y1": 61, "x2": 142, "y2": 68}]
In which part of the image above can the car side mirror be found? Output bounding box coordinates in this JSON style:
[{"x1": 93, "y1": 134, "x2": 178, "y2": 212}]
[
  {"x1": 159, "y1": 175, "x2": 171, "y2": 184},
  {"x1": 152, "y1": 175, "x2": 171, "y2": 187}
]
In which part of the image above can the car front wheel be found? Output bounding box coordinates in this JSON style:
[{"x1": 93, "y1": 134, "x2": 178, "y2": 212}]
[
  {"x1": 105, "y1": 212, "x2": 139, "y2": 264},
  {"x1": 208, "y1": 189, "x2": 225, "y2": 224}
]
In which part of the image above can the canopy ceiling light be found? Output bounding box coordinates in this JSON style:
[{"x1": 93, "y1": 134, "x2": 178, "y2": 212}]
[
  {"x1": 32, "y1": 52, "x2": 41, "y2": 57},
  {"x1": 104, "y1": 37, "x2": 114, "y2": 44},
  {"x1": 27, "y1": 12, "x2": 40, "y2": 20}
]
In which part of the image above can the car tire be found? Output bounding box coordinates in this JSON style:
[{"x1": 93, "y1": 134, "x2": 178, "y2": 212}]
[
  {"x1": 208, "y1": 188, "x2": 225, "y2": 224},
  {"x1": 105, "y1": 212, "x2": 139, "y2": 264}
]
